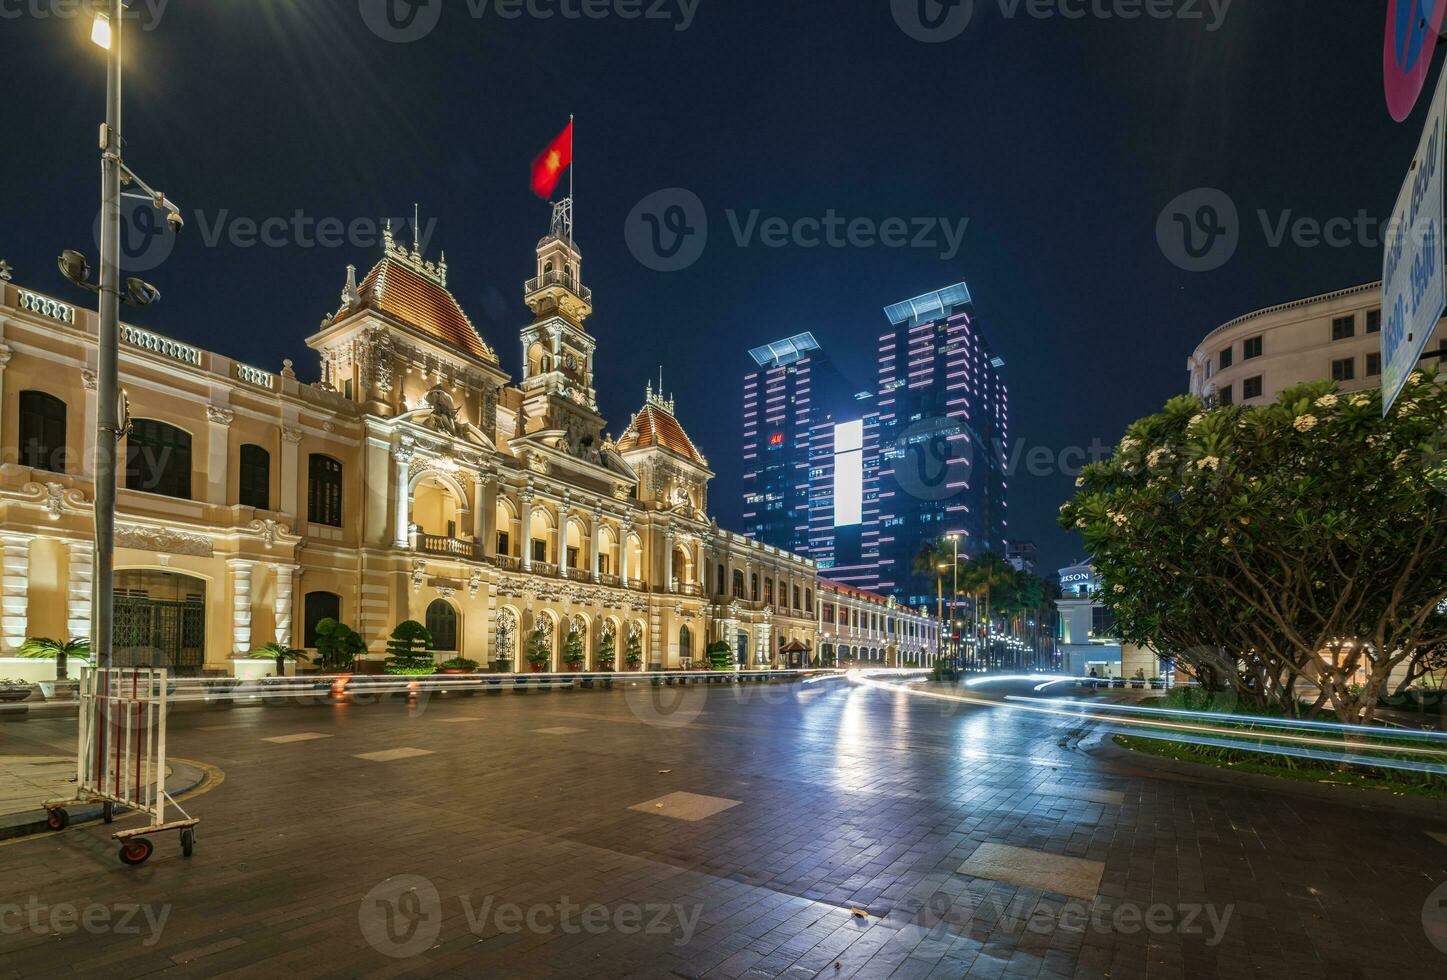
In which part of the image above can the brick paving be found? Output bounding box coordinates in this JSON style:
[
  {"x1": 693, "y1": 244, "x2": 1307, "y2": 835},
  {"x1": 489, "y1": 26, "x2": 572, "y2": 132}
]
[{"x1": 0, "y1": 677, "x2": 1444, "y2": 977}]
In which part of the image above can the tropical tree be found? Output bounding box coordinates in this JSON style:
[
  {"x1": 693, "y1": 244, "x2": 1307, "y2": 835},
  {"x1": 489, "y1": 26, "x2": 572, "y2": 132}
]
[
  {"x1": 19, "y1": 637, "x2": 91, "y2": 681},
  {"x1": 1059, "y1": 373, "x2": 1447, "y2": 723},
  {"x1": 250, "y1": 641, "x2": 308, "y2": 677},
  {"x1": 959, "y1": 552, "x2": 1015, "y2": 668},
  {"x1": 313, "y1": 618, "x2": 366, "y2": 673},
  {"x1": 384, "y1": 621, "x2": 435, "y2": 675}
]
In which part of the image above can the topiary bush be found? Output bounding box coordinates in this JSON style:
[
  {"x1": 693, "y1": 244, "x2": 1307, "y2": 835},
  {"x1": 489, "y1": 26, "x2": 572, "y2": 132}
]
[{"x1": 384, "y1": 621, "x2": 435, "y2": 675}]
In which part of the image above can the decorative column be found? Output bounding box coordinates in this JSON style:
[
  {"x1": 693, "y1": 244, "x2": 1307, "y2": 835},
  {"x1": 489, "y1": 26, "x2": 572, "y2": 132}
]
[
  {"x1": 0, "y1": 533, "x2": 33, "y2": 654},
  {"x1": 0, "y1": 345, "x2": 11, "y2": 435},
  {"x1": 206, "y1": 406, "x2": 234, "y2": 505},
  {"x1": 280, "y1": 425, "x2": 303, "y2": 518},
  {"x1": 520, "y1": 488, "x2": 535, "y2": 571},
  {"x1": 558, "y1": 493, "x2": 571, "y2": 572},
  {"x1": 474, "y1": 474, "x2": 493, "y2": 555},
  {"x1": 392, "y1": 443, "x2": 415, "y2": 549},
  {"x1": 589, "y1": 508, "x2": 602, "y2": 582},
  {"x1": 81, "y1": 368, "x2": 99, "y2": 480},
  {"x1": 665, "y1": 526, "x2": 676, "y2": 593},
  {"x1": 618, "y1": 517, "x2": 633, "y2": 585},
  {"x1": 66, "y1": 540, "x2": 94, "y2": 644},
  {"x1": 274, "y1": 564, "x2": 297, "y2": 648},
  {"x1": 755, "y1": 621, "x2": 772, "y2": 668},
  {"x1": 229, "y1": 560, "x2": 254, "y2": 654}
]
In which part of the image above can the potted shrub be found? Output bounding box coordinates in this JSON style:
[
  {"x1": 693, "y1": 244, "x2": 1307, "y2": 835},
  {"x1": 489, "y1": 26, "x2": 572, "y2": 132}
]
[
  {"x1": 19, "y1": 637, "x2": 90, "y2": 698},
  {"x1": 624, "y1": 634, "x2": 643, "y2": 671},
  {"x1": 438, "y1": 657, "x2": 480, "y2": 675},
  {"x1": 249, "y1": 641, "x2": 309, "y2": 677},
  {"x1": 596, "y1": 633, "x2": 617, "y2": 672},
  {"x1": 706, "y1": 640, "x2": 733, "y2": 672},
  {"x1": 525, "y1": 628, "x2": 551, "y2": 673},
  {"x1": 314, "y1": 618, "x2": 366, "y2": 675},
  {"x1": 384, "y1": 621, "x2": 436, "y2": 676},
  {"x1": 1149, "y1": 676, "x2": 1165, "y2": 690},
  {"x1": 562, "y1": 630, "x2": 585, "y2": 671},
  {"x1": 0, "y1": 678, "x2": 32, "y2": 704}
]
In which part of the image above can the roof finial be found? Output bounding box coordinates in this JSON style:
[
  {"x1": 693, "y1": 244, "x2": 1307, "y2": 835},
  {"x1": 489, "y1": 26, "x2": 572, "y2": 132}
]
[
  {"x1": 382, "y1": 219, "x2": 395, "y2": 252},
  {"x1": 412, "y1": 203, "x2": 421, "y2": 256}
]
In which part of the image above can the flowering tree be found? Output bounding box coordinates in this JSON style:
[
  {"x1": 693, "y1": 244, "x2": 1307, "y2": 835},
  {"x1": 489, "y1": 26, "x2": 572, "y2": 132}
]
[{"x1": 1059, "y1": 372, "x2": 1447, "y2": 723}]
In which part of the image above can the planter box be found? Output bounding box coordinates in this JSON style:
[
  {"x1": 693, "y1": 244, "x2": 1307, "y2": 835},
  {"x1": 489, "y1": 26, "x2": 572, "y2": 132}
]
[
  {"x1": 232, "y1": 658, "x2": 279, "y2": 681},
  {"x1": 0, "y1": 658, "x2": 58, "y2": 685}
]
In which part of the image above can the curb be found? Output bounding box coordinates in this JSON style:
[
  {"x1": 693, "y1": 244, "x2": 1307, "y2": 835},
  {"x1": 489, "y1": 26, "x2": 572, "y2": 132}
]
[
  {"x1": 1087, "y1": 733, "x2": 1447, "y2": 820},
  {"x1": 0, "y1": 760, "x2": 208, "y2": 841}
]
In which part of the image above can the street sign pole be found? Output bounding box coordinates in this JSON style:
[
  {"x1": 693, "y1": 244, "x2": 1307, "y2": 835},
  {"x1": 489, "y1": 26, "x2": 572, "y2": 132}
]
[{"x1": 1382, "y1": 68, "x2": 1447, "y2": 414}]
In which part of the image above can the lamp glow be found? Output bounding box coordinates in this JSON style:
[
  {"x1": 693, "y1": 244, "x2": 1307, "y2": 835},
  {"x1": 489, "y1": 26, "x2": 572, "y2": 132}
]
[{"x1": 91, "y1": 11, "x2": 112, "y2": 50}]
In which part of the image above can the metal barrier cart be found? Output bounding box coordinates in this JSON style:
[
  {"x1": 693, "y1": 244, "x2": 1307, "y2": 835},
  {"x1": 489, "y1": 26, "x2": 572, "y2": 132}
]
[{"x1": 42, "y1": 666, "x2": 199, "y2": 866}]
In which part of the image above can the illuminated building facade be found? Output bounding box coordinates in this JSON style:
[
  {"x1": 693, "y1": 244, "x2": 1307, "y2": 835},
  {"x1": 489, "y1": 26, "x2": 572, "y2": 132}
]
[{"x1": 874, "y1": 283, "x2": 1009, "y2": 608}]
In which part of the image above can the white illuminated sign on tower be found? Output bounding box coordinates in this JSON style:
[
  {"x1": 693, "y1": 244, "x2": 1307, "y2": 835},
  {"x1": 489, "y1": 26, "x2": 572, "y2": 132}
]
[{"x1": 833, "y1": 419, "x2": 863, "y2": 527}]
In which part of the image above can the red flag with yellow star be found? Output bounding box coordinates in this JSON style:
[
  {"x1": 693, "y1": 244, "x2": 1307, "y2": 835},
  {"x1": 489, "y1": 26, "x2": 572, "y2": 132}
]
[{"x1": 530, "y1": 121, "x2": 574, "y2": 199}]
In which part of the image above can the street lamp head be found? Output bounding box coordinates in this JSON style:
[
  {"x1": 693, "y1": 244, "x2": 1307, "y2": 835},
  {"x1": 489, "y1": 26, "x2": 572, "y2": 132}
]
[
  {"x1": 123, "y1": 277, "x2": 161, "y2": 307},
  {"x1": 58, "y1": 249, "x2": 93, "y2": 288},
  {"x1": 91, "y1": 10, "x2": 112, "y2": 50}
]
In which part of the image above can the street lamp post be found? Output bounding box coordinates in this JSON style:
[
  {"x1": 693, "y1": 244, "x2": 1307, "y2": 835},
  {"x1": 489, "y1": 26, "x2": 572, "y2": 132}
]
[
  {"x1": 947, "y1": 533, "x2": 960, "y2": 672},
  {"x1": 63, "y1": 3, "x2": 183, "y2": 670}
]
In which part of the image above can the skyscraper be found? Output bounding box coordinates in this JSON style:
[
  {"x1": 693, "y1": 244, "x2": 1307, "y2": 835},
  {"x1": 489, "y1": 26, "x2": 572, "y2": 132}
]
[
  {"x1": 742, "y1": 283, "x2": 1008, "y2": 609},
  {"x1": 873, "y1": 283, "x2": 1009, "y2": 607},
  {"x1": 741, "y1": 334, "x2": 868, "y2": 563}
]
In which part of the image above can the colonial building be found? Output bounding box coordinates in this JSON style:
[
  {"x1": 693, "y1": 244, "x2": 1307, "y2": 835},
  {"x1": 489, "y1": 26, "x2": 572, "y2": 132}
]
[
  {"x1": 0, "y1": 208, "x2": 872, "y2": 678},
  {"x1": 817, "y1": 580, "x2": 937, "y2": 668}
]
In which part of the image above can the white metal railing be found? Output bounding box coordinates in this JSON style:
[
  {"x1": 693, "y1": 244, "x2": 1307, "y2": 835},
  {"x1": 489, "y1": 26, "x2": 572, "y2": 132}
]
[
  {"x1": 42, "y1": 666, "x2": 199, "y2": 866},
  {"x1": 122, "y1": 324, "x2": 202, "y2": 366},
  {"x1": 235, "y1": 362, "x2": 276, "y2": 389}
]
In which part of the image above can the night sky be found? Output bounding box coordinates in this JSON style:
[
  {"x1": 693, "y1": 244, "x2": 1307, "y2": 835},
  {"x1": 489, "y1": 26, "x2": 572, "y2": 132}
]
[{"x1": 1, "y1": 0, "x2": 1429, "y2": 573}]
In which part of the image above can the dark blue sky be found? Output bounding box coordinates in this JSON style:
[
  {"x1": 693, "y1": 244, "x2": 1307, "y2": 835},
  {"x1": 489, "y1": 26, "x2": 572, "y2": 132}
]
[{"x1": 1, "y1": 0, "x2": 1430, "y2": 572}]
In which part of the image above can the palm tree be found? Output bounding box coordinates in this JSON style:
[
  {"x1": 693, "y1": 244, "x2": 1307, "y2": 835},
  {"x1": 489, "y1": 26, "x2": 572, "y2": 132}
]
[
  {"x1": 250, "y1": 642, "x2": 309, "y2": 677},
  {"x1": 913, "y1": 538, "x2": 956, "y2": 659},
  {"x1": 959, "y1": 553, "x2": 1014, "y2": 670},
  {"x1": 19, "y1": 637, "x2": 91, "y2": 681}
]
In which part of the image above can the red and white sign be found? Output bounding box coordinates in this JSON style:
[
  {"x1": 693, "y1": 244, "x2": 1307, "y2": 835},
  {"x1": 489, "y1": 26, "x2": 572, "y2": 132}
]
[{"x1": 1386, "y1": 0, "x2": 1447, "y2": 122}]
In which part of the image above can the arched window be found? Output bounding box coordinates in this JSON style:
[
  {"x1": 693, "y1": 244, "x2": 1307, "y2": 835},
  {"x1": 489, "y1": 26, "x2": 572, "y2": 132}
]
[
  {"x1": 793, "y1": 584, "x2": 801, "y2": 610},
  {"x1": 763, "y1": 578, "x2": 774, "y2": 605},
  {"x1": 239, "y1": 444, "x2": 270, "y2": 510},
  {"x1": 427, "y1": 599, "x2": 458, "y2": 652},
  {"x1": 716, "y1": 564, "x2": 726, "y2": 594},
  {"x1": 679, "y1": 624, "x2": 693, "y2": 659},
  {"x1": 805, "y1": 589, "x2": 813, "y2": 613},
  {"x1": 751, "y1": 573, "x2": 759, "y2": 602},
  {"x1": 18, "y1": 391, "x2": 67, "y2": 473},
  {"x1": 308, "y1": 454, "x2": 343, "y2": 527},
  {"x1": 126, "y1": 419, "x2": 191, "y2": 499},
  {"x1": 732, "y1": 569, "x2": 744, "y2": 599},
  {"x1": 303, "y1": 591, "x2": 341, "y2": 647}
]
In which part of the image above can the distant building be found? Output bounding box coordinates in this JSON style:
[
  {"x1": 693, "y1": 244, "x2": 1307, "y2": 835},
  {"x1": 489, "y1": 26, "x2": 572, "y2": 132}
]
[
  {"x1": 874, "y1": 283, "x2": 1009, "y2": 608},
  {"x1": 1006, "y1": 541, "x2": 1037, "y2": 573},
  {"x1": 1055, "y1": 562, "x2": 1161, "y2": 679},
  {"x1": 1186, "y1": 280, "x2": 1447, "y2": 405}
]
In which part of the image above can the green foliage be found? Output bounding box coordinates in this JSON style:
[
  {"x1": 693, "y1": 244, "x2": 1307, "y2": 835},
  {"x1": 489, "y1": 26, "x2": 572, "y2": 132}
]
[
  {"x1": 525, "y1": 628, "x2": 552, "y2": 666},
  {"x1": 706, "y1": 640, "x2": 733, "y2": 671},
  {"x1": 596, "y1": 632, "x2": 616, "y2": 667},
  {"x1": 562, "y1": 628, "x2": 585, "y2": 666},
  {"x1": 313, "y1": 618, "x2": 366, "y2": 673},
  {"x1": 438, "y1": 657, "x2": 480, "y2": 671},
  {"x1": 384, "y1": 621, "x2": 434, "y2": 674},
  {"x1": 19, "y1": 637, "x2": 91, "y2": 661},
  {"x1": 624, "y1": 633, "x2": 643, "y2": 666},
  {"x1": 1060, "y1": 370, "x2": 1447, "y2": 722},
  {"x1": 249, "y1": 642, "x2": 308, "y2": 662}
]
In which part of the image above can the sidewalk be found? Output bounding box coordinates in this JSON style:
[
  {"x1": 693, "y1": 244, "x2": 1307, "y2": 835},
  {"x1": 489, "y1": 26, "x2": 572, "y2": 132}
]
[{"x1": 0, "y1": 751, "x2": 205, "y2": 840}]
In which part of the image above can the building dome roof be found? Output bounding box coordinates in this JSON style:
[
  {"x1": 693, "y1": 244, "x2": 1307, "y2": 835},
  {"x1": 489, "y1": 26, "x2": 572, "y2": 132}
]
[{"x1": 615, "y1": 386, "x2": 708, "y2": 467}]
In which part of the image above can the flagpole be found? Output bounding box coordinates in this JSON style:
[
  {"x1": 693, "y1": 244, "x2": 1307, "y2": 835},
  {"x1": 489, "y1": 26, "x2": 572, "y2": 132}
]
[{"x1": 568, "y1": 113, "x2": 575, "y2": 253}]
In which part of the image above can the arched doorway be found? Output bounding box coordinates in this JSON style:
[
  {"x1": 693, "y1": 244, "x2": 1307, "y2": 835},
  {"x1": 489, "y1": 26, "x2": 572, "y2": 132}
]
[
  {"x1": 426, "y1": 599, "x2": 458, "y2": 653},
  {"x1": 114, "y1": 570, "x2": 206, "y2": 675},
  {"x1": 678, "y1": 624, "x2": 693, "y2": 667}
]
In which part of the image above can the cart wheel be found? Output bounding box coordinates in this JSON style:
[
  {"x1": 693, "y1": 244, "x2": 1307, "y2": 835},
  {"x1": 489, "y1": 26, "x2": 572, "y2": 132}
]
[
  {"x1": 180, "y1": 828, "x2": 195, "y2": 858},
  {"x1": 102, "y1": 802, "x2": 114, "y2": 824},
  {"x1": 46, "y1": 808, "x2": 69, "y2": 831},
  {"x1": 118, "y1": 838, "x2": 153, "y2": 866}
]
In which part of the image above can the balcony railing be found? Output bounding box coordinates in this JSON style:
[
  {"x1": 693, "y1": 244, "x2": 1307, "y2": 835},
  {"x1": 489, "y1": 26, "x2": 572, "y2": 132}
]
[
  {"x1": 565, "y1": 567, "x2": 591, "y2": 583},
  {"x1": 532, "y1": 560, "x2": 559, "y2": 577},
  {"x1": 416, "y1": 534, "x2": 480, "y2": 561},
  {"x1": 489, "y1": 554, "x2": 521, "y2": 572},
  {"x1": 598, "y1": 573, "x2": 621, "y2": 588},
  {"x1": 524, "y1": 270, "x2": 593, "y2": 305}
]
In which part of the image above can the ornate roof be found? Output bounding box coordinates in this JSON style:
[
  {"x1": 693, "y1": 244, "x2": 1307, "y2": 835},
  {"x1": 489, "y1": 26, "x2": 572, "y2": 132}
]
[
  {"x1": 615, "y1": 383, "x2": 708, "y2": 467},
  {"x1": 333, "y1": 226, "x2": 497, "y2": 365}
]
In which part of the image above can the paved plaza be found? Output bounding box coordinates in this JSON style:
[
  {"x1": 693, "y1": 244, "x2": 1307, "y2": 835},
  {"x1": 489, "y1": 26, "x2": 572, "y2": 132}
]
[{"x1": 0, "y1": 676, "x2": 1444, "y2": 978}]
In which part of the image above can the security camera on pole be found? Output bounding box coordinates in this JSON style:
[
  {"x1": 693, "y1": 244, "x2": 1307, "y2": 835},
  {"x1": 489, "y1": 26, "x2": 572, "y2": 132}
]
[{"x1": 57, "y1": 0, "x2": 184, "y2": 670}]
